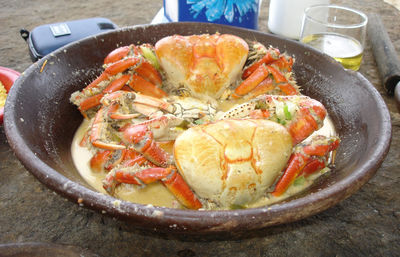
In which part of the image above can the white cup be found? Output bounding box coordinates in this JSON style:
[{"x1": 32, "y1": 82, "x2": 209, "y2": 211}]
[{"x1": 268, "y1": 0, "x2": 330, "y2": 40}]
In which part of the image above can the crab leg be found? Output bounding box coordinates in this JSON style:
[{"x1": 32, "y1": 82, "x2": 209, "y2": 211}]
[
  {"x1": 78, "y1": 60, "x2": 139, "y2": 112},
  {"x1": 90, "y1": 150, "x2": 114, "y2": 172},
  {"x1": 278, "y1": 82, "x2": 298, "y2": 96},
  {"x1": 135, "y1": 61, "x2": 163, "y2": 87},
  {"x1": 121, "y1": 124, "x2": 172, "y2": 167},
  {"x1": 246, "y1": 77, "x2": 274, "y2": 99},
  {"x1": 272, "y1": 56, "x2": 294, "y2": 72},
  {"x1": 242, "y1": 48, "x2": 280, "y2": 79},
  {"x1": 122, "y1": 155, "x2": 154, "y2": 168},
  {"x1": 101, "y1": 91, "x2": 174, "y2": 118},
  {"x1": 90, "y1": 149, "x2": 125, "y2": 172},
  {"x1": 90, "y1": 107, "x2": 125, "y2": 150},
  {"x1": 103, "y1": 75, "x2": 131, "y2": 94},
  {"x1": 80, "y1": 75, "x2": 132, "y2": 112},
  {"x1": 105, "y1": 166, "x2": 203, "y2": 209},
  {"x1": 234, "y1": 63, "x2": 298, "y2": 99},
  {"x1": 88, "y1": 95, "x2": 183, "y2": 152},
  {"x1": 233, "y1": 64, "x2": 270, "y2": 98},
  {"x1": 83, "y1": 57, "x2": 140, "y2": 94},
  {"x1": 76, "y1": 54, "x2": 166, "y2": 112},
  {"x1": 83, "y1": 73, "x2": 110, "y2": 91},
  {"x1": 272, "y1": 136, "x2": 340, "y2": 197},
  {"x1": 266, "y1": 65, "x2": 287, "y2": 84},
  {"x1": 120, "y1": 149, "x2": 155, "y2": 169},
  {"x1": 79, "y1": 94, "x2": 104, "y2": 112},
  {"x1": 286, "y1": 97, "x2": 327, "y2": 145},
  {"x1": 299, "y1": 158, "x2": 327, "y2": 177},
  {"x1": 162, "y1": 167, "x2": 203, "y2": 209},
  {"x1": 128, "y1": 74, "x2": 167, "y2": 98},
  {"x1": 104, "y1": 57, "x2": 140, "y2": 75},
  {"x1": 106, "y1": 102, "x2": 141, "y2": 120},
  {"x1": 104, "y1": 45, "x2": 132, "y2": 64},
  {"x1": 131, "y1": 93, "x2": 174, "y2": 113}
]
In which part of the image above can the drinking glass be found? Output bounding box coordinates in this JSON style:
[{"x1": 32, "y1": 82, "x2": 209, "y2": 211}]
[{"x1": 300, "y1": 5, "x2": 368, "y2": 70}]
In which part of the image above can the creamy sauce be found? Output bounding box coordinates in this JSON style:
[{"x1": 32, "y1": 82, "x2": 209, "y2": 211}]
[{"x1": 71, "y1": 114, "x2": 336, "y2": 210}]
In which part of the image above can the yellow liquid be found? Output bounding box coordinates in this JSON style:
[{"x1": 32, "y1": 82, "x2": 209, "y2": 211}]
[{"x1": 301, "y1": 33, "x2": 363, "y2": 71}]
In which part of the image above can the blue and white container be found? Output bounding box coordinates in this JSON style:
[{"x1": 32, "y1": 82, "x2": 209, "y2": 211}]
[{"x1": 163, "y1": 0, "x2": 260, "y2": 30}]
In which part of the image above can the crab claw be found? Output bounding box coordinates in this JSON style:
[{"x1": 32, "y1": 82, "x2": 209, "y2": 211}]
[
  {"x1": 272, "y1": 135, "x2": 340, "y2": 197},
  {"x1": 285, "y1": 96, "x2": 327, "y2": 145},
  {"x1": 90, "y1": 150, "x2": 114, "y2": 172},
  {"x1": 104, "y1": 45, "x2": 132, "y2": 64},
  {"x1": 235, "y1": 44, "x2": 297, "y2": 99},
  {"x1": 128, "y1": 74, "x2": 167, "y2": 98},
  {"x1": 233, "y1": 64, "x2": 270, "y2": 99},
  {"x1": 71, "y1": 45, "x2": 166, "y2": 115},
  {"x1": 101, "y1": 91, "x2": 174, "y2": 118},
  {"x1": 90, "y1": 106, "x2": 125, "y2": 150},
  {"x1": 121, "y1": 124, "x2": 172, "y2": 167},
  {"x1": 103, "y1": 165, "x2": 203, "y2": 209},
  {"x1": 233, "y1": 63, "x2": 299, "y2": 99},
  {"x1": 134, "y1": 61, "x2": 162, "y2": 87},
  {"x1": 90, "y1": 149, "x2": 125, "y2": 172},
  {"x1": 242, "y1": 47, "x2": 280, "y2": 79}
]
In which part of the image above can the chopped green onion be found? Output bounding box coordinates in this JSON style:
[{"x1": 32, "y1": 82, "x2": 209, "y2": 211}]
[
  {"x1": 277, "y1": 118, "x2": 286, "y2": 125},
  {"x1": 194, "y1": 119, "x2": 204, "y2": 125},
  {"x1": 230, "y1": 204, "x2": 245, "y2": 209},
  {"x1": 293, "y1": 176, "x2": 306, "y2": 186},
  {"x1": 140, "y1": 46, "x2": 160, "y2": 70},
  {"x1": 319, "y1": 167, "x2": 330, "y2": 174},
  {"x1": 111, "y1": 134, "x2": 121, "y2": 142},
  {"x1": 283, "y1": 104, "x2": 292, "y2": 120}
]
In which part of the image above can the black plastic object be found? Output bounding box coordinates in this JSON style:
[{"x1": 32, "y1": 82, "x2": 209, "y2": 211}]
[
  {"x1": 20, "y1": 17, "x2": 118, "y2": 62},
  {"x1": 368, "y1": 13, "x2": 400, "y2": 111}
]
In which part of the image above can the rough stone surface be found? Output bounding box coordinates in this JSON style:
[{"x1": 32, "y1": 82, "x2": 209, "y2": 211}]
[{"x1": 0, "y1": 0, "x2": 399, "y2": 256}]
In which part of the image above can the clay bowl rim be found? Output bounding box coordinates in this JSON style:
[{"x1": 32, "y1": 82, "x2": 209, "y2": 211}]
[{"x1": 4, "y1": 22, "x2": 392, "y2": 234}]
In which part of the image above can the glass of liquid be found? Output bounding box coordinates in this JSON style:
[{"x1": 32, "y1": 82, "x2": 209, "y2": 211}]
[{"x1": 300, "y1": 5, "x2": 368, "y2": 71}]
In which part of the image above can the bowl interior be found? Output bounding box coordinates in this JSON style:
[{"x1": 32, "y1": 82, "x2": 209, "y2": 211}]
[{"x1": 4, "y1": 22, "x2": 391, "y2": 234}]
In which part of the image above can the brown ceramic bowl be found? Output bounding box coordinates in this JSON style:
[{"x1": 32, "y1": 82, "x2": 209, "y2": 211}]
[{"x1": 4, "y1": 23, "x2": 391, "y2": 235}]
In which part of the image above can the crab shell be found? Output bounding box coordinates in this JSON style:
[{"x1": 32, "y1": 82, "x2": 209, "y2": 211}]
[
  {"x1": 173, "y1": 119, "x2": 293, "y2": 209},
  {"x1": 155, "y1": 34, "x2": 249, "y2": 100}
]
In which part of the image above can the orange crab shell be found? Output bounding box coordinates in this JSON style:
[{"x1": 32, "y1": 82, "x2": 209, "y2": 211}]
[
  {"x1": 155, "y1": 33, "x2": 249, "y2": 100},
  {"x1": 173, "y1": 119, "x2": 293, "y2": 209}
]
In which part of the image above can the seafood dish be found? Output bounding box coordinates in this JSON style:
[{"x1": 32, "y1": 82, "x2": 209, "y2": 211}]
[{"x1": 70, "y1": 33, "x2": 340, "y2": 210}]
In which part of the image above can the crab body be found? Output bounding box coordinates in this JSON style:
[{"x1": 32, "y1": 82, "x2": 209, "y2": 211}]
[
  {"x1": 174, "y1": 119, "x2": 293, "y2": 209},
  {"x1": 155, "y1": 33, "x2": 249, "y2": 100}
]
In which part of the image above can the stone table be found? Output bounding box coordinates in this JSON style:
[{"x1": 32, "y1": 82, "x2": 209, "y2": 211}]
[{"x1": 0, "y1": 0, "x2": 399, "y2": 256}]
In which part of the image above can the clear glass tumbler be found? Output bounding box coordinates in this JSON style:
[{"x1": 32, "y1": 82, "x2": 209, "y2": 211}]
[{"x1": 300, "y1": 5, "x2": 368, "y2": 70}]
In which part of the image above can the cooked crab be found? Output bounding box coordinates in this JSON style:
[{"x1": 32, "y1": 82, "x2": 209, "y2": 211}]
[
  {"x1": 99, "y1": 94, "x2": 339, "y2": 209},
  {"x1": 71, "y1": 33, "x2": 340, "y2": 210}
]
